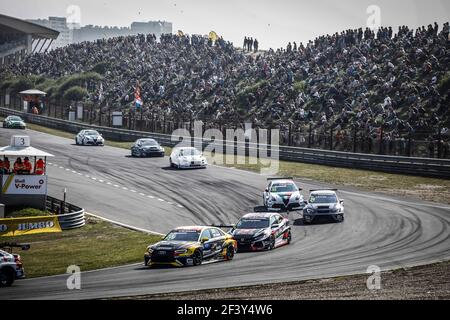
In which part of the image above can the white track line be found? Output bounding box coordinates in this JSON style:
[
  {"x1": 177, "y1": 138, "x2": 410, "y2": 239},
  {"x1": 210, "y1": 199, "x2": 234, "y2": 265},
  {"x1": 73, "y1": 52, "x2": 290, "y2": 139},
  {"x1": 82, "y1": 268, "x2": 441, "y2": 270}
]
[{"x1": 85, "y1": 212, "x2": 164, "y2": 236}]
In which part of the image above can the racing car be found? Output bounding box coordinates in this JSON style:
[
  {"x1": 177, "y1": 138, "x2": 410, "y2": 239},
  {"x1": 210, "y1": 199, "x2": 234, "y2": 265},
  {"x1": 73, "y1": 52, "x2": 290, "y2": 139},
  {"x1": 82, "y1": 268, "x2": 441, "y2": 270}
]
[
  {"x1": 229, "y1": 212, "x2": 291, "y2": 251},
  {"x1": 0, "y1": 243, "x2": 29, "y2": 287},
  {"x1": 169, "y1": 147, "x2": 207, "y2": 169},
  {"x1": 130, "y1": 138, "x2": 165, "y2": 157},
  {"x1": 144, "y1": 226, "x2": 236, "y2": 267},
  {"x1": 303, "y1": 189, "x2": 344, "y2": 223},
  {"x1": 2, "y1": 116, "x2": 26, "y2": 129},
  {"x1": 75, "y1": 129, "x2": 105, "y2": 146},
  {"x1": 263, "y1": 178, "x2": 305, "y2": 211}
]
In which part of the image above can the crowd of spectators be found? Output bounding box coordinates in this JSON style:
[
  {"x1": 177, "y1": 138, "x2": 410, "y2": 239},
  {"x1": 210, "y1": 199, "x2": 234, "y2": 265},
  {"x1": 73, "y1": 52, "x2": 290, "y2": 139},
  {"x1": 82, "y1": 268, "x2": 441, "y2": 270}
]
[{"x1": 2, "y1": 23, "x2": 449, "y2": 155}]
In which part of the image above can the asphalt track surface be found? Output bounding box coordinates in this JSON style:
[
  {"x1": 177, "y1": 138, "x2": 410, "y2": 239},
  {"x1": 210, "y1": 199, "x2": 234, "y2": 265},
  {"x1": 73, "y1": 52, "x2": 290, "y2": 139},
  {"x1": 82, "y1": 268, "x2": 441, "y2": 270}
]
[{"x1": 1, "y1": 128, "x2": 450, "y2": 300}]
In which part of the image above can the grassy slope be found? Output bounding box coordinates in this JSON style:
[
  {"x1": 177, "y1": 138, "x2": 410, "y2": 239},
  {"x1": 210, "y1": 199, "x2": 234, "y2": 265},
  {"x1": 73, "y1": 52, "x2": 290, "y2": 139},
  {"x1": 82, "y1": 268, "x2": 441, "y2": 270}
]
[{"x1": 1, "y1": 216, "x2": 161, "y2": 278}]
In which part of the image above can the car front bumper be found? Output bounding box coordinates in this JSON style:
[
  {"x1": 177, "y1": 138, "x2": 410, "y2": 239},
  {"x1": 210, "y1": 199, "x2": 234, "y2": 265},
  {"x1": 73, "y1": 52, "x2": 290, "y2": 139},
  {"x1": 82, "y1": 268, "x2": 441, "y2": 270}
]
[
  {"x1": 85, "y1": 140, "x2": 104, "y2": 146},
  {"x1": 141, "y1": 150, "x2": 165, "y2": 157},
  {"x1": 303, "y1": 212, "x2": 344, "y2": 221},
  {"x1": 267, "y1": 200, "x2": 305, "y2": 211},
  {"x1": 144, "y1": 253, "x2": 194, "y2": 267},
  {"x1": 178, "y1": 162, "x2": 207, "y2": 168}
]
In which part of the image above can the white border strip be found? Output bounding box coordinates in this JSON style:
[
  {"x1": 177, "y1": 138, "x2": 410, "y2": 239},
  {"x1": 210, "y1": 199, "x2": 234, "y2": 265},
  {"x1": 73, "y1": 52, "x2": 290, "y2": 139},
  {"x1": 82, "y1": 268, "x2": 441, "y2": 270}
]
[{"x1": 85, "y1": 212, "x2": 164, "y2": 236}]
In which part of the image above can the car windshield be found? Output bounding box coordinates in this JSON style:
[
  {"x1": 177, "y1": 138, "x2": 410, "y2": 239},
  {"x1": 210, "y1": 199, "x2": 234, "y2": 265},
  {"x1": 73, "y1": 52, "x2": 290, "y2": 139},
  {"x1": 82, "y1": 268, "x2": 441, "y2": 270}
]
[
  {"x1": 270, "y1": 183, "x2": 297, "y2": 193},
  {"x1": 179, "y1": 148, "x2": 201, "y2": 156},
  {"x1": 236, "y1": 219, "x2": 270, "y2": 229},
  {"x1": 163, "y1": 230, "x2": 200, "y2": 242},
  {"x1": 309, "y1": 194, "x2": 337, "y2": 204},
  {"x1": 84, "y1": 130, "x2": 99, "y2": 136},
  {"x1": 140, "y1": 139, "x2": 157, "y2": 146},
  {"x1": 9, "y1": 116, "x2": 22, "y2": 121}
]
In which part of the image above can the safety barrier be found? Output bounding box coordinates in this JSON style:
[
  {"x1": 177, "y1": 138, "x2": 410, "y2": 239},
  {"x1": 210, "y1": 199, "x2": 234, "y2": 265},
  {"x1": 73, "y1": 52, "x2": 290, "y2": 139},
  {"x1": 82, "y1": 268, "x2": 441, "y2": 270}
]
[
  {"x1": 46, "y1": 196, "x2": 85, "y2": 230},
  {"x1": 1, "y1": 107, "x2": 449, "y2": 178}
]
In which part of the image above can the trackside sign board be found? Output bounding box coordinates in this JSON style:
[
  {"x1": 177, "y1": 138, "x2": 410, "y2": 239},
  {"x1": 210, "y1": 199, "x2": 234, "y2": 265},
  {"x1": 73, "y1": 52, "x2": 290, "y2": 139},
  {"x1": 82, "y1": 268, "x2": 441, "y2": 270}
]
[
  {"x1": 1, "y1": 175, "x2": 47, "y2": 195},
  {"x1": 0, "y1": 216, "x2": 62, "y2": 237}
]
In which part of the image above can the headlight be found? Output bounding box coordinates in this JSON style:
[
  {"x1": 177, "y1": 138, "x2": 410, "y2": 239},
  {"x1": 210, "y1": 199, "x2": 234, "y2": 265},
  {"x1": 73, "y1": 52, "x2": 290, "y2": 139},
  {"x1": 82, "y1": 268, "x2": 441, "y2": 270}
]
[
  {"x1": 147, "y1": 247, "x2": 154, "y2": 254},
  {"x1": 306, "y1": 208, "x2": 315, "y2": 214},
  {"x1": 174, "y1": 249, "x2": 187, "y2": 254}
]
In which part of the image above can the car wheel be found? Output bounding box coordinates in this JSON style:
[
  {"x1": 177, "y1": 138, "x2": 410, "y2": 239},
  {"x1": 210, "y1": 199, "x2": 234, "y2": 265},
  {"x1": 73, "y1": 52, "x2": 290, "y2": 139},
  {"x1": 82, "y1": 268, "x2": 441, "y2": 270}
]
[
  {"x1": 224, "y1": 245, "x2": 235, "y2": 261},
  {"x1": 0, "y1": 269, "x2": 14, "y2": 287},
  {"x1": 268, "y1": 236, "x2": 275, "y2": 250},
  {"x1": 335, "y1": 214, "x2": 344, "y2": 223},
  {"x1": 193, "y1": 250, "x2": 202, "y2": 266},
  {"x1": 285, "y1": 230, "x2": 292, "y2": 244}
]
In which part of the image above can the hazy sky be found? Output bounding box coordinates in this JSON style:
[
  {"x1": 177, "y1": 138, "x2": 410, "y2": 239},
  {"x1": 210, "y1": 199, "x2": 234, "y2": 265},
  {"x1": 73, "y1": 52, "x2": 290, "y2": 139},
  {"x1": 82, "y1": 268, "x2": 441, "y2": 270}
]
[{"x1": 0, "y1": 0, "x2": 449, "y2": 49}]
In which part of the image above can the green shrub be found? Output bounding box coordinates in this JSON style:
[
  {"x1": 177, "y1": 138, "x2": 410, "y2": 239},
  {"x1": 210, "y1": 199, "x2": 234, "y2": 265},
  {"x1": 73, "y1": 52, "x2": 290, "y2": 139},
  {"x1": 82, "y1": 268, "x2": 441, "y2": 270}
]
[
  {"x1": 293, "y1": 80, "x2": 306, "y2": 92},
  {"x1": 63, "y1": 86, "x2": 88, "y2": 101},
  {"x1": 438, "y1": 72, "x2": 450, "y2": 95},
  {"x1": 91, "y1": 62, "x2": 110, "y2": 75}
]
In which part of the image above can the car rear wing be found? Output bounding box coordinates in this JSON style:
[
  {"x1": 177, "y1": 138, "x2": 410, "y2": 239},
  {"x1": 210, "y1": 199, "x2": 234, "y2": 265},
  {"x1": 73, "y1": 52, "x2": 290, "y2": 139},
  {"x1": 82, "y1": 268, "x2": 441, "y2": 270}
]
[
  {"x1": 267, "y1": 177, "x2": 294, "y2": 181},
  {"x1": 211, "y1": 224, "x2": 235, "y2": 229},
  {"x1": 309, "y1": 189, "x2": 338, "y2": 192}
]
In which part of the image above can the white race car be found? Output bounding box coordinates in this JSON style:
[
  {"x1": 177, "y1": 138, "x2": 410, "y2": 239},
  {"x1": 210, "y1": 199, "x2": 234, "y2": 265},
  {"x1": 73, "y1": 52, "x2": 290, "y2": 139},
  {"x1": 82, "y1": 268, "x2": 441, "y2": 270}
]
[
  {"x1": 169, "y1": 147, "x2": 207, "y2": 169},
  {"x1": 263, "y1": 178, "x2": 305, "y2": 211},
  {"x1": 75, "y1": 129, "x2": 105, "y2": 146},
  {"x1": 303, "y1": 189, "x2": 344, "y2": 223}
]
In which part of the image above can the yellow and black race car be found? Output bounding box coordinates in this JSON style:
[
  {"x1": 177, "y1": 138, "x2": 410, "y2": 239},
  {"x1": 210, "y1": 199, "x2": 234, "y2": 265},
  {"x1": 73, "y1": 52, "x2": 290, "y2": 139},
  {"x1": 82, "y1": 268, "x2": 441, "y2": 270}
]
[{"x1": 144, "y1": 226, "x2": 237, "y2": 267}]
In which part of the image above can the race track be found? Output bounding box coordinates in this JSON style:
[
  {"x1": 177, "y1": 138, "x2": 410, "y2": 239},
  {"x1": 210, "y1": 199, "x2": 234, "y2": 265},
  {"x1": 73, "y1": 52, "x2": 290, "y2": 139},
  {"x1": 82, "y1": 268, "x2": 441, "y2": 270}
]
[{"x1": 1, "y1": 128, "x2": 450, "y2": 300}]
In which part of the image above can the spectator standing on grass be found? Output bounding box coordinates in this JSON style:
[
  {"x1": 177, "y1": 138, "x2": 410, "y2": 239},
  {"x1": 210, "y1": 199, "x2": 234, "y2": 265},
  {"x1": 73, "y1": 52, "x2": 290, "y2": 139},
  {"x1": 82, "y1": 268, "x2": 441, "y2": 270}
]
[{"x1": 253, "y1": 39, "x2": 259, "y2": 52}]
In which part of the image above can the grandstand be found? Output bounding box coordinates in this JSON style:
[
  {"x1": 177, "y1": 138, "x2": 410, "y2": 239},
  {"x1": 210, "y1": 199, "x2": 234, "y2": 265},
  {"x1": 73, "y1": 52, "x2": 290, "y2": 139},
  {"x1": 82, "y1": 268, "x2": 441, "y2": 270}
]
[{"x1": 0, "y1": 13, "x2": 59, "y2": 66}]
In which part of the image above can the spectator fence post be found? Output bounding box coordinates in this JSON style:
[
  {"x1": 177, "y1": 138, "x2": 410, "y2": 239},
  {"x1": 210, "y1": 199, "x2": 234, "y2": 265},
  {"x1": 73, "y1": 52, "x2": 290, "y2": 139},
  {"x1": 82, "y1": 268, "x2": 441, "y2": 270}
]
[
  {"x1": 353, "y1": 126, "x2": 357, "y2": 153},
  {"x1": 329, "y1": 127, "x2": 333, "y2": 150},
  {"x1": 408, "y1": 132, "x2": 412, "y2": 157},
  {"x1": 379, "y1": 126, "x2": 384, "y2": 155},
  {"x1": 438, "y1": 124, "x2": 442, "y2": 158},
  {"x1": 308, "y1": 123, "x2": 312, "y2": 148}
]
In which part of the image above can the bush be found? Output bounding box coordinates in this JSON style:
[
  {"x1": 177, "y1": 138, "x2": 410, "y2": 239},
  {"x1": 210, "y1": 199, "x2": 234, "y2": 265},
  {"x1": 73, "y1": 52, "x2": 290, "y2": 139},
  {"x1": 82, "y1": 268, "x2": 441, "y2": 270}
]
[
  {"x1": 438, "y1": 72, "x2": 450, "y2": 95},
  {"x1": 293, "y1": 80, "x2": 306, "y2": 92},
  {"x1": 6, "y1": 207, "x2": 51, "y2": 218},
  {"x1": 91, "y1": 62, "x2": 110, "y2": 75},
  {"x1": 63, "y1": 86, "x2": 88, "y2": 101},
  {"x1": 58, "y1": 72, "x2": 102, "y2": 96}
]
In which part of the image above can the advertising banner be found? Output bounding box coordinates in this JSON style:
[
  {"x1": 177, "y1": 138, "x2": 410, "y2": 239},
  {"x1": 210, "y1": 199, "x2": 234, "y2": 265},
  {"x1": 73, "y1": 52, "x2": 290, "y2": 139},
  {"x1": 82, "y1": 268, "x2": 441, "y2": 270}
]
[
  {"x1": 1, "y1": 175, "x2": 47, "y2": 195},
  {"x1": 0, "y1": 216, "x2": 62, "y2": 237}
]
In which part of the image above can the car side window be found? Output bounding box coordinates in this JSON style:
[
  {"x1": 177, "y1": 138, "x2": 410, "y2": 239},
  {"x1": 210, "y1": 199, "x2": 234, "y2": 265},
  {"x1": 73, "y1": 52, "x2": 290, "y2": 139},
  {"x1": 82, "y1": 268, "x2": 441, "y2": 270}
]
[
  {"x1": 270, "y1": 216, "x2": 277, "y2": 225},
  {"x1": 277, "y1": 215, "x2": 284, "y2": 224},
  {"x1": 210, "y1": 228, "x2": 222, "y2": 239},
  {"x1": 200, "y1": 229, "x2": 212, "y2": 240}
]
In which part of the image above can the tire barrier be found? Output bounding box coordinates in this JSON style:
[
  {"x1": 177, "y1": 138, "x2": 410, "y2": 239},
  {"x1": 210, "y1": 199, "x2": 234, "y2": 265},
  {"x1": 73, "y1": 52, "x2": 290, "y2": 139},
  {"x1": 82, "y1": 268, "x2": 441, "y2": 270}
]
[{"x1": 46, "y1": 196, "x2": 85, "y2": 230}]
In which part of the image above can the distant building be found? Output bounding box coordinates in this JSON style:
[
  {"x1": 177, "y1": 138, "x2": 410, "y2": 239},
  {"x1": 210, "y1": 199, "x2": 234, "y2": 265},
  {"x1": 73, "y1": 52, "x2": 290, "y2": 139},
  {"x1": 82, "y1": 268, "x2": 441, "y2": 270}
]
[
  {"x1": 0, "y1": 13, "x2": 59, "y2": 65},
  {"x1": 27, "y1": 18, "x2": 172, "y2": 48},
  {"x1": 28, "y1": 17, "x2": 72, "y2": 49},
  {"x1": 73, "y1": 21, "x2": 172, "y2": 43}
]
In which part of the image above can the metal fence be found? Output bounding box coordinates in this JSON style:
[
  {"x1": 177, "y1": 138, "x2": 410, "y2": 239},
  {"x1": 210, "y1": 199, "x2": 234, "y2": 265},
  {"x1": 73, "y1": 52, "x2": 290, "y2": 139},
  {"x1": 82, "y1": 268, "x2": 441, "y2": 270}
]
[
  {"x1": 3, "y1": 92, "x2": 448, "y2": 159},
  {"x1": 1, "y1": 106, "x2": 449, "y2": 178},
  {"x1": 46, "y1": 196, "x2": 85, "y2": 230}
]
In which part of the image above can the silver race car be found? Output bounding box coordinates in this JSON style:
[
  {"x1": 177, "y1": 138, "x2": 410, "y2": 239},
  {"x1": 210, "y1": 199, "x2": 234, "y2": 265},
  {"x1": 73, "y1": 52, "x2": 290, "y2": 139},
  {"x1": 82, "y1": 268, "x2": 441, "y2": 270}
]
[
  {"x1": 75, "y1": 129, "x2": 105, "y2": 146},
  {"x1": 169, "y1": 147, "x2": 207, "y2": 169},
  {"x1": 263, "y1": 178, "x2": 305, "y2": 211},
  {"x1": 303, "y1": 189, "x2": 344, "y2": 223}
]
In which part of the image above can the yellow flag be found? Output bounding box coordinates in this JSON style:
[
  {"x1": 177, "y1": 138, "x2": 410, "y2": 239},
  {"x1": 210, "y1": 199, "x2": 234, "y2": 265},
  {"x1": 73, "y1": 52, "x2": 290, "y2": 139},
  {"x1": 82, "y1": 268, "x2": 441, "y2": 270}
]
[{"x1": 208, "y1": 31, "x2": 218, "y2": 42}]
